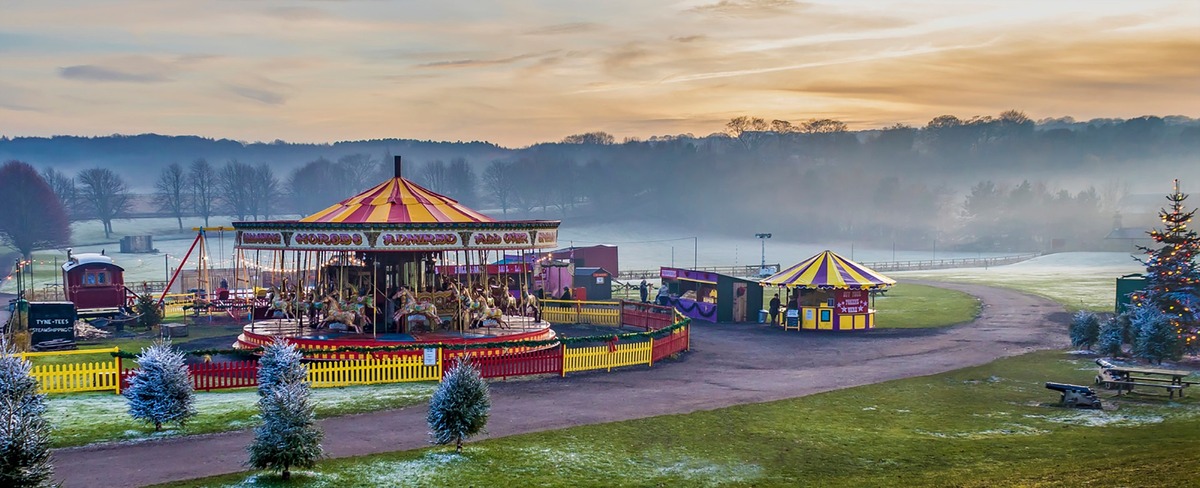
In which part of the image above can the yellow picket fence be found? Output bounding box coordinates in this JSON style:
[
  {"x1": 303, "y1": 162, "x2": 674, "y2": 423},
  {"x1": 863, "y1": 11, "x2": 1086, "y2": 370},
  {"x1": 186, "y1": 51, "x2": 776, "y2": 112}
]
[
  {"x1": 306, "y1": 352, "x2": 442, "y2": 388},
  {"x1": 541, "y1": 299, "x2": 621, "y2": 326},
  {"x1": 562, "y1": 340, "x2": 653, "y2": 374},
  {"x1": 18, "y1": 347, "x2": 122, "y2": 394}
]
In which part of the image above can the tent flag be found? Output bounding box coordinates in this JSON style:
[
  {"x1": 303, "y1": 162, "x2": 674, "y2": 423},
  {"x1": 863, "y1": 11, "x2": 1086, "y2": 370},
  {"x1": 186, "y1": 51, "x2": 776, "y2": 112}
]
[{"x1": 760, "y1": 250, "x2": 896, "y2": 289}]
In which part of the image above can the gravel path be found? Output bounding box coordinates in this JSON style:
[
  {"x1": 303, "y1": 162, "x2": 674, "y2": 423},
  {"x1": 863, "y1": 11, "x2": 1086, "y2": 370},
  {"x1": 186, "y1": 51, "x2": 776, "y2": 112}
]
[{"x1": 51, "y1": 281, "x2": 1066, "y2": 487}]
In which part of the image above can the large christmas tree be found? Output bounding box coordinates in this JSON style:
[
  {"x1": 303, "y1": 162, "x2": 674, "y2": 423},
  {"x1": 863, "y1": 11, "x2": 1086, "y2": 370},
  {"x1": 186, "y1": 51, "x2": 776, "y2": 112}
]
[{"x1": 1132, "y1": 179, "x2": 1200, "y2": 356}]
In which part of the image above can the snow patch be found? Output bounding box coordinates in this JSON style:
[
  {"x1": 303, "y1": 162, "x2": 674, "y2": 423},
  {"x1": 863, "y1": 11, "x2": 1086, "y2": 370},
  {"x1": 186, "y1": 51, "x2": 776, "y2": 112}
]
[
  {"x1": 917, "y1": 423, "x2": 1048, "y2": 439},
  {"x1": 1026, "y1": 411, "x2": 1165, "y2": 427}
]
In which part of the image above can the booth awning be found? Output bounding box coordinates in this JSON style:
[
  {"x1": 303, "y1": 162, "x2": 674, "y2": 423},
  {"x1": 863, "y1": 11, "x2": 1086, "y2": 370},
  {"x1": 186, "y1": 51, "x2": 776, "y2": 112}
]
[
  {"x1": 300, "y1": 177, "x2": 495, "y2": 224},
  {"x1": 760, "y1": 250, "x2": 896, "y2": 289}
]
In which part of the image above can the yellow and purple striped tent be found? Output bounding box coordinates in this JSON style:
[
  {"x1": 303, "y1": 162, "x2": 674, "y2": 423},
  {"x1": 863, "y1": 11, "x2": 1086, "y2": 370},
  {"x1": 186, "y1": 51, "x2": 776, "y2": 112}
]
[
  {"x1": 761, "y1": 250, "x2": 896, "y2": 289},
  {"x1": 300, "y1": 177, "x2": 495, "y2": 224}
]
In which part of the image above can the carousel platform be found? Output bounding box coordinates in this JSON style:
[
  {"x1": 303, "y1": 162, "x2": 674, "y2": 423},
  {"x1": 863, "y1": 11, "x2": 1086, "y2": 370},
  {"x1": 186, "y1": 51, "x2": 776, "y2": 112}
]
[{"x1": 233, "y1": 315, "x2": 556, "y2": 355}]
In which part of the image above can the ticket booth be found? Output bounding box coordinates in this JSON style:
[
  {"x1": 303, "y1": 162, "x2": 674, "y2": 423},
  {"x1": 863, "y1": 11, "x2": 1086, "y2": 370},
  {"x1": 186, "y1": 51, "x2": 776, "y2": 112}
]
[{"x1": 760, "y1": 250, "x2": 894, "y2": 331}]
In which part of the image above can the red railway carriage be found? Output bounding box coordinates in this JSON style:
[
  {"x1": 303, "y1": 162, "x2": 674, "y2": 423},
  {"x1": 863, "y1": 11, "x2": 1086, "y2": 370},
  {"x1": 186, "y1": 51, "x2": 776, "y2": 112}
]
[{"x1": 62, "y1": 252, "x2": 128, "y2": 316}]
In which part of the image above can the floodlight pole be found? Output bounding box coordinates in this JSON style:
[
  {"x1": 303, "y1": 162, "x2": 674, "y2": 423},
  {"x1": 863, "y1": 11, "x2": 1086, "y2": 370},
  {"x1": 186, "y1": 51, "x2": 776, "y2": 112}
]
[{"x1": 755, "y1": 233, "x2": 772, "y2": 270}]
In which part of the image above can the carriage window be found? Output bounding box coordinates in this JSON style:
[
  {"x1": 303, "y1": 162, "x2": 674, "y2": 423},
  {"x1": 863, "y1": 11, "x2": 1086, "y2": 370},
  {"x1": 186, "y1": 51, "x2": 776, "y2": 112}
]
[
  {"x1": 85, "y1": 273, "x2": 97, "y2": 285},
  {"x1": 98, "y1": 272, "x2": 107, "y2": 284}
]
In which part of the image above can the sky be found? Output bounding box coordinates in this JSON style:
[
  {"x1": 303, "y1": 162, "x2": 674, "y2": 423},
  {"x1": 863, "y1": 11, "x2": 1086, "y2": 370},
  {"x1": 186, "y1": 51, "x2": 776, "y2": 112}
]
[{"x1": 2, "y1": 0, "x2": 1198, "y2": 147}]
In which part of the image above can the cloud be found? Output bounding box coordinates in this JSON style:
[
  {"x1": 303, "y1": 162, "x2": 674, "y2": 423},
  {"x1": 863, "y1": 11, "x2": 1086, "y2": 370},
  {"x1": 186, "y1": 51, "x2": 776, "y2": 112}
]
[
  {"x1": 415, "y1": 52, "x2": 547, "y2": 69},
  {"x1": 688, "y1": 0, "x2": 805, "y2": 18},
  {"x1": 58, "y1": 64, "x2": 169, "y2": 83},
  {"x1": 524, "y1": 22, "x2": 600, "y2": 36},
  {"x1": 227, "y1": 79, "x2": 290, "y2": 105},
  {"x1": 670, "y1": 35, "x2": 706, "y2": 43}
]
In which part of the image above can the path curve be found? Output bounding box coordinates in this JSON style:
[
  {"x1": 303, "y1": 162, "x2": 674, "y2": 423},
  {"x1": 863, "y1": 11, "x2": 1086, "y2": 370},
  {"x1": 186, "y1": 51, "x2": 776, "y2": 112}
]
[{"x1": 52, "y1": 281, "x2": 1067, "y2": 487}]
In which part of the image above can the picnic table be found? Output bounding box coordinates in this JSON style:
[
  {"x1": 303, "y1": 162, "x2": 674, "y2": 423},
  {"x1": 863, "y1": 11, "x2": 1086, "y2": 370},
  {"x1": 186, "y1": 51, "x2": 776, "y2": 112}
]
[{"x1": 1096, "y1": 361, "x2": 1195, "y2": 399}]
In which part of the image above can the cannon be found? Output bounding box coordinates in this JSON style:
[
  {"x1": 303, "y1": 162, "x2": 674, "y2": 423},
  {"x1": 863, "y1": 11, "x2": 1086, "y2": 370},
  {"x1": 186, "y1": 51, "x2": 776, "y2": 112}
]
[{"x1": 1045, "y1": 382, "x2": 1102, "y2": 409}]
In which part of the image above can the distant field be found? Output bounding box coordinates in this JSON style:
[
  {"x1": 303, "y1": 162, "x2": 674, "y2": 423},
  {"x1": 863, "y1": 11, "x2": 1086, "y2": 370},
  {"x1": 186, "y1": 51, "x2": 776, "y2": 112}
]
[{"x1": 892, "y1": 252, "x2": 1143, "y2": 313}]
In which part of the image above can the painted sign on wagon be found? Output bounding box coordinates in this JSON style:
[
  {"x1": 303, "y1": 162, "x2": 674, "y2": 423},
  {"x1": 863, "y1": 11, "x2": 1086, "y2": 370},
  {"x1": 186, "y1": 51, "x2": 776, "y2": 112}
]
[{"x1": 835, "y1": 289, "x2": 868, "y2": 314}]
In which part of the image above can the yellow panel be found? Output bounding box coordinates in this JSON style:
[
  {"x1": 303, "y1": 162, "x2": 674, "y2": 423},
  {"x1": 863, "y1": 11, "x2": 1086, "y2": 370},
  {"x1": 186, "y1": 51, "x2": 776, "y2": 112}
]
[
  {"x1": 868, "y1": 312, "x2": 875, "y2": 328},
  {"x1": 854, "y1": 314, "x2": 866, "y2": 329},
  {"x1": 838, "y1": 315, "x2": 851, "y2": 330}
]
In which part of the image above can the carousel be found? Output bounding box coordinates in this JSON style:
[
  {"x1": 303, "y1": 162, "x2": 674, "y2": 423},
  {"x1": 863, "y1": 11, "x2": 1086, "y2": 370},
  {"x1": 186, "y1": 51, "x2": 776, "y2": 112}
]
[
  {"x1": 760, "y1": 250, "x2": 895, "y2": 331},
  {"x1": 230, "y1": 156, "x2": 561, "y2": 354}
]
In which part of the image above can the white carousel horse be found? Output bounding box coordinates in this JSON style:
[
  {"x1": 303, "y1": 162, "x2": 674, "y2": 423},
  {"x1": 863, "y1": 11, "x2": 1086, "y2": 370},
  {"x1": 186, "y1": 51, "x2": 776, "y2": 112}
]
[{"x1": 320, "y1": 296, "x2": 361, "y2": 333}]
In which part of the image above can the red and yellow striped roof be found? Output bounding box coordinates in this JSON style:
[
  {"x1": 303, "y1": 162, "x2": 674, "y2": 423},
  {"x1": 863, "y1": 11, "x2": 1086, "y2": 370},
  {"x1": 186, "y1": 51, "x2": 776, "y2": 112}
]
[
  {"x1": 300, "y1": 177, "x2": 495, "y2": 224},
  {"x1": 761, "y1": 250, "x2": 896, "y2": 289}
]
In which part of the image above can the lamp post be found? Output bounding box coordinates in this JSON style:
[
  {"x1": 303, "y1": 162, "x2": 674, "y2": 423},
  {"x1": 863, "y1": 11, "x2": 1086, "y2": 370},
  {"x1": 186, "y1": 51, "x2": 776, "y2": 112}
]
[{"x1": 755, "y1": 233, "x2": 772, "y2": 274}]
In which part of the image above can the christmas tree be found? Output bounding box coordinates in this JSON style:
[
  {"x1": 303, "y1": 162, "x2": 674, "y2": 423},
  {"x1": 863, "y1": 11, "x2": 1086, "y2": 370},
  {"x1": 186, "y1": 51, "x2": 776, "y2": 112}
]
[
  {"x1": 1131, "y1": 304, "x2": 1180, "y2": 364},
  {"x1": 123, "y1": 339, "x2": 196, "y2": 431},
  {"x1": 1096, "y1": 315, "x2": 1129, "y2": 357},
  {"x1": 1132, "y1": 179, "x2": 1200, "y2": 355},
  {"x1": 0, "y1": 338, "x2": 54, "y2": 487},
  {"x1": 427, "y1": 355, "x2": 490, "y2": 453},
  {"x1": 1068, "y1": 310, "x2": 1100, "y2": 350},
  {"x1": 248, "y1": 339, "x2": 322, "y2": 481}
]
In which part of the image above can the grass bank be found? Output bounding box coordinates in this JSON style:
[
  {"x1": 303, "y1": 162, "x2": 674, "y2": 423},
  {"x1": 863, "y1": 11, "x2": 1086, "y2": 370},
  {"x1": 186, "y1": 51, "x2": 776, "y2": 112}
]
[{"x1": 168, "y1": 350, "x2": 1200, "y2": 487}]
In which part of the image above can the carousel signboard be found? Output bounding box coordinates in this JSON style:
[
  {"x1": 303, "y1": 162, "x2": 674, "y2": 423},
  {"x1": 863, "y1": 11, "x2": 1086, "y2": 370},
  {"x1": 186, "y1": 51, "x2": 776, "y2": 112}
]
[
  {"x1": 378, "y1": 231, "x2": 460, "y2": 250},
  {"x1": 235, "y1": 224, "x2": 560, "y2": 251},
  {"x1": 291, "y1": 231, "x2": 369, "y2": 250}
]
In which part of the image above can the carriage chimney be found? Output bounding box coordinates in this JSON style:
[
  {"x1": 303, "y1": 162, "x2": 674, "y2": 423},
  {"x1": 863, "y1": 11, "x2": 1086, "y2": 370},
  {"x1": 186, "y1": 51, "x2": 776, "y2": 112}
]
[{"x1": 394, "y1": 156, "x2": 403, "y2": 178}]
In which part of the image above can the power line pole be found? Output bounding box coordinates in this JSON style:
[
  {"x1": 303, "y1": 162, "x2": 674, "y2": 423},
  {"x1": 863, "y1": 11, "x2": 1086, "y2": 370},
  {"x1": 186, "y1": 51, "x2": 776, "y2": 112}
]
[{"x1": 755, "y1": 233, "x2": 772, "y2": 274}]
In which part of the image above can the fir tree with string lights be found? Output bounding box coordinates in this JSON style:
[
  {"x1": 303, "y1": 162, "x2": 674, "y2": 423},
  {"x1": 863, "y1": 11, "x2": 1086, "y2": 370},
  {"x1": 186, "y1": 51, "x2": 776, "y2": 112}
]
[{"x1": 1131, "y1": 179, "x2": 1200, "y2": 357}]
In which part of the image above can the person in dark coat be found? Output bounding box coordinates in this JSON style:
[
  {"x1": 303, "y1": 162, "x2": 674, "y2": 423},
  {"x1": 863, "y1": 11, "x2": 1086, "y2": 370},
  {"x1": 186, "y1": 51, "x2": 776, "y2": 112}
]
[
  {"x1": 769, "y1": 293, "x2": 781, "y2": 326},
  {"x1": 560, "y1": 287, "x2": 573, "y2": 301},
  {"x1": 639, "y1": 279, "x2": 649, "y2": 303}
]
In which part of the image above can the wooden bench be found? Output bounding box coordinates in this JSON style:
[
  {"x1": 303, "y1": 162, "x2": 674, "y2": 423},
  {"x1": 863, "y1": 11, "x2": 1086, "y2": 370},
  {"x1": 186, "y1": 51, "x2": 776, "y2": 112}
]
[{"x1": 1108, "y1": 380, "x2": 1187, "y2": 399}]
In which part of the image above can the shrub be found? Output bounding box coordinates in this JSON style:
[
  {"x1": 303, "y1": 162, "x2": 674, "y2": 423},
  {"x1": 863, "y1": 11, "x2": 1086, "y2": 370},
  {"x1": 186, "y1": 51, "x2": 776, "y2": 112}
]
[
  {"x1": 1069, "y1": 311, "x2": 1101, "y2": 350},
  {"x1": 0, "y1": 338, "x2": 54, "y2": 487},
  {"x1": 123, "y1": 339, "x2": 196, "y2": 431},
  {"x1": 428, "y1": 355, "x2": 490, "y2": 453}
]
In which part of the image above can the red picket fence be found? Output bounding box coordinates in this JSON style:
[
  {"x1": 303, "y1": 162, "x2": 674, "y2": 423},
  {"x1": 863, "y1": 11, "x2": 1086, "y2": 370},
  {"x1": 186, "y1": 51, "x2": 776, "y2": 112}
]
[
  {"x1": 121, "y1": 360, "x2": 260, "y2": 392},
  {"x1": 444, "y1": 347, "x2": 564, "y2": 379},
  {"x1": 620, "y1": 301, "x2": 675, "y2": 330},
  {"x1": 189, "y1": 360, "x2": 259, "y2": 391},
  {"x1": 652, "y1": 326, "x2": 690, "y2": 363}
]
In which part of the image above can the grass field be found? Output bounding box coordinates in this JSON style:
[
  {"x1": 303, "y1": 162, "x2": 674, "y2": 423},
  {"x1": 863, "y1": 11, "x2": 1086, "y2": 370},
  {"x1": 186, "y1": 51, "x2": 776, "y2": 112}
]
[
  {"x1": 163, "y1": 350, "x2": 1200, "y2": 487},
  {"x1": 893, "y1": 252, "x2": 1143, "y2": 313},
  {"x1": 48, "y1": 382, "x2": 436, "y2": 448},
  {"x1": 873, "y1": 283, "x2": 979, "y2": 328}
]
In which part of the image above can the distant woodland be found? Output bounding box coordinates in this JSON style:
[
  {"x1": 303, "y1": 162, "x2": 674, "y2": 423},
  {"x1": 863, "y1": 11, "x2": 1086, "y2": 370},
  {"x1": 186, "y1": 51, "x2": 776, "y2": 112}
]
[{"x1": 3, "y1": 111, "x2": 1199, "y2": 253}]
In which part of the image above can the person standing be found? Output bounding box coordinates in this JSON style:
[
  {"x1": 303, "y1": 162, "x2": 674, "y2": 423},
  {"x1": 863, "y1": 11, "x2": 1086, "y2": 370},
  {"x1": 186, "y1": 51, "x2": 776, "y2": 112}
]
[
  {"x1": 769, "y1": 293, "x2": 781, "y2": 326},
  {"x1": 560, "y1": 286, "x2": 572, "y2": 301},
  {"x1": 639, "y1": 279, "x2": 649, "y2": 303},
  {"x1": 656, "y1": 283, "x2": 671, "y2": 306}
]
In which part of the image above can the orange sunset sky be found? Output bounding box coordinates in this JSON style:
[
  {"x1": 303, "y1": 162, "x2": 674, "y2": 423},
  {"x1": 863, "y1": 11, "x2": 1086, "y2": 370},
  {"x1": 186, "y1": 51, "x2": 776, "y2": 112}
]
[{"x1": 2, "y1": 0, "x2": 1198, "y2": 147}]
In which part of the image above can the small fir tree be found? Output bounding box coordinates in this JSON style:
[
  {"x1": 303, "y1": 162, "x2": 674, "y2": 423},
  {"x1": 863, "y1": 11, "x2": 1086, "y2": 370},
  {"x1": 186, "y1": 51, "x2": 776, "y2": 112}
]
[
  {"x1": 123, "y1": 339, "x2": 196, "y2": 431},
  {"x1": 0, "y1": 338, "x2": 54, "y2": 487},
  {"x1": 1132, "y1": 299, "x2": 1184, "y2": 364},
  {"x1": 135, "y1": 295, "x2": 163, "y2": 330},
  {"x1": 427, "y1": 355, "x2": 490, "y2": 453},
  {"x1": 1096, "y1": 315, "x2": 1128, "y2": 357},
  {"x1": 1068, "y1": 310, "x2": 1101, "y2": 350},
  {"x1": 248, "y1": 339, "x2": 322, "y2": 481},
  {"x1": 257, "y1": 337, "x2": 305, "y2": 397},
  {"x1": 1131, "y1": 179, "x2": 1200, "y2": 353}
]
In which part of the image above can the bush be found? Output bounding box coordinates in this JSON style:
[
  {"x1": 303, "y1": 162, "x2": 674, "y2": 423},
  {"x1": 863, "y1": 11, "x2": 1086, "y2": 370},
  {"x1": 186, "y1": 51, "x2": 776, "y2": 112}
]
[
  {"x1": 1131, "y1": 306, "x2": 1181, "y2": 364},
  {"x1": 428, "y1": 355, "x2": 490, "y2": 453},
  {"x1": 123, "y1": 339, "x2": 196, "y2": 431},
  {"x1": 1069, "y1": 311, "x2": 1101, "y2": 350},
  {"x1": 0, "y1": 338, "x2": 54, "y2": 487},
  {"x1": 1096, "y1": 315, "x2": 1128, "y2": 357}
]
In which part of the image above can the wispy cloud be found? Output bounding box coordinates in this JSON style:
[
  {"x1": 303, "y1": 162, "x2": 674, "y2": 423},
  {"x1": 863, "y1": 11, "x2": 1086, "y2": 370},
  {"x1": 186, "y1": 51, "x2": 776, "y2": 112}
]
[
  {"x1": 415, "y1": 52, "x2": 547, "y2": 69},
  {"x1": 524, "y1": 22, "x2": 599, "y2": 36},
  {"x1": 688, "y1": 0, "x2": 804, "y2": 18},
  {"x1": 226, "y1": 78, "x2": 290, "y2": 105},
  {"x1": 59, "y1": 64, "x2": 169, "y2": 83}
]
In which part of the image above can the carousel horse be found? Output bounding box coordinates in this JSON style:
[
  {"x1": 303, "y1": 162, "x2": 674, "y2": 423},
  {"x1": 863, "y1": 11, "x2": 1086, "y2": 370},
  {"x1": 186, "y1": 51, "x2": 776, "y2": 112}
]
[
  {"x1": 520, "y1": 287, "x2": 540, "y2": 320},
  {"x1": 320, "y1": 296, "x2": 361, "y2": 333},
  {"x1": 468, "y1": 290, "x2": 506, "y2": 329}
]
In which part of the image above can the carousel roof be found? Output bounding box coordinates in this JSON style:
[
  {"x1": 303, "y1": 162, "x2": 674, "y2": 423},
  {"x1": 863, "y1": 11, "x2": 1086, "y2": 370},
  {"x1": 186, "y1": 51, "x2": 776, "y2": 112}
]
[
  {"x1": 760, "y1": 250, "x2": 896, "y2": 289},
  {"x1": 299, "y1": 177, "x2": 495, "y2": 224}
]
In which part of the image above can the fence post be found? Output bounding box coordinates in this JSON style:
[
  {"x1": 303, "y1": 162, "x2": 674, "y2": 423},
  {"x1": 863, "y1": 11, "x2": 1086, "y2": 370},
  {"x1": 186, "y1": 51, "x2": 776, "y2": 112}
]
[
  {"x1": 648, "y1": 336, "x2": 654, "y2": 367},
  {"x1": 114, "y1": 347, "x2": 122, "y2": 395},
  {"x1": 437, "y1": 346, "x2": 443, "y2": 381},
  {"x1": 560, "y1": 343, "x2": 566, "y2": 378}
]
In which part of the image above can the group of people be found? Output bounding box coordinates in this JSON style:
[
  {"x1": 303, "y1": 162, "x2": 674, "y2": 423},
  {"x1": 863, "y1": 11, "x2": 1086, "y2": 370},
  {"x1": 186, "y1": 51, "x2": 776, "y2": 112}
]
[{"x1": 638, "y1": 279, "x2": 672, "y2": 306}]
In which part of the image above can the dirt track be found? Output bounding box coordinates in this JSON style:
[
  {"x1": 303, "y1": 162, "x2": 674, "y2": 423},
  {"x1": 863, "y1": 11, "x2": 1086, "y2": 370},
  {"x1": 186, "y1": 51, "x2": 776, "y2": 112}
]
[{"x1": 52, "y1": 281, "x2": 1067, "y2": 487}]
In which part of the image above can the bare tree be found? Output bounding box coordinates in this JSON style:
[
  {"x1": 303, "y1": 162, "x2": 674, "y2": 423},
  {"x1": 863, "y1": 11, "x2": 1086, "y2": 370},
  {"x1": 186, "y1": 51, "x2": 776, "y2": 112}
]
[
  {"x1": 337, "y1": 154, "x2": 379, "y2": 194},
  {"x1": 800, "y1": 118, "x2": 848, "y2": 134},
  {"x1": 725, "y1": 116, "x2": 769, "y2": 151},
  {"x1": 155, "y1": 163, "x2": 189, "y2": 229},
  {"x1": 77, "y1": 167, "x2": 131, "y2": 239},
  {"x1": 561, "y1": 131, "x2": 615, "y2": 144},
  {"x1": 288, "y1": 158, "x2": 346, "y2": 215},
  {"x1": 188, "y1": 159, "x2": 217, "y2": 227},
  {"x1": 0, "y1": 161, "x2": 70, "y2": 257},
  {"x1": 481, "y1": 160, "x2": 516, "y2": 215},
  {"x1": 420, "y1": 160, "x2": 449, "y2": 194},
  {"x1": 251, "y1": 163, "x2": 280, "y2": 220},
  {"x1": 40, "y1": 167, "x2": 78, "y2": 219},
  {"x1": 444, "y1": 158, "x2": 477, "y2": 206},
  {"x1": 218, "y1": 160, "x2": 255, "y2": 221}
]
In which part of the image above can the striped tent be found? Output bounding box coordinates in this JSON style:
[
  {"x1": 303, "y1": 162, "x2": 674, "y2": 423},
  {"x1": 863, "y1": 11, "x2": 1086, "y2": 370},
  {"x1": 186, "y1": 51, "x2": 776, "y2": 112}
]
[
  {"x1": 760, "y1": 250, "x2": 896, "y2": 289},
  {"x1": 300, "y1": 177, "x2": 495, "y2": 224}
]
